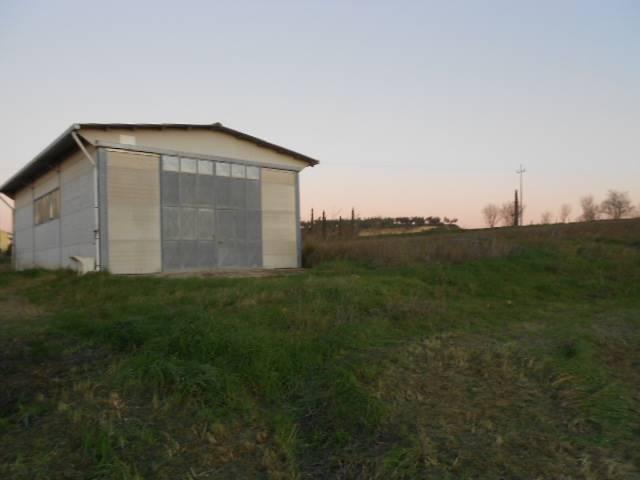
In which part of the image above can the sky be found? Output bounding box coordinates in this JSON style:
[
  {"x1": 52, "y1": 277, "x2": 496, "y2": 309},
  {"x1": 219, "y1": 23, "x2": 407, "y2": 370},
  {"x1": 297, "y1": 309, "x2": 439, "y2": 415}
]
[{"x1": 1, "y1": 0, "x2": 639, "y2": 231}]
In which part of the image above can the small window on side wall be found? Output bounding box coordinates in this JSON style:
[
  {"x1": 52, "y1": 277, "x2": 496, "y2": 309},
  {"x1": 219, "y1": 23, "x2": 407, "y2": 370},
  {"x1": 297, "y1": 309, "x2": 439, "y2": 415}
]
[{"x1": 34, "y1": 189, "x2": 60, "y2": 225}]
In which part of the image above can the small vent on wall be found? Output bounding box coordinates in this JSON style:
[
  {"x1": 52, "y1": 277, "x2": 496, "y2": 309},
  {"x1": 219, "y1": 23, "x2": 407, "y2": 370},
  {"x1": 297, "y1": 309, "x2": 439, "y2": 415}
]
[{"x1": 119, "y1": 134, "x2": 136, "y2": 145}]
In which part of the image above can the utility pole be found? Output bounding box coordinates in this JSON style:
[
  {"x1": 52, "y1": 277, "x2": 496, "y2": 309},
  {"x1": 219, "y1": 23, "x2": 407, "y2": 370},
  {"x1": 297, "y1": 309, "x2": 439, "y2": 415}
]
[
  {"x1": 516, "y1": 165, "x2": 526, "y2": 225},
  {"x1": 514, "y1": 190, "x2": 519, "y2": 227}
]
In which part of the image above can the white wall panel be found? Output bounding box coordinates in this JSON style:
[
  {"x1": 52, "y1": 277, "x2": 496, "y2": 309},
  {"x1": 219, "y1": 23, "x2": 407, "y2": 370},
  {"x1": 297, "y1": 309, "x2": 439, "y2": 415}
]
[
  {"x1": 106, "y1": 150, "x2": 161, "y2": 274},
  {"x1": 61, "y1": 150, "x2": 93, "y2": 182},
  {"x1": 59, "y1": 148, "x2": 95, "y2": 268},
  {"x1": 61, "y1": 172, "x2": 93, "y2": 214},
  {"x1": 33, "y1": 169, "x2": 59, "y2": 198},
  {"x1": 15, "y1": 255, "x2": 33, "y2": 270},
  {"x1": 261, "y1": 169, "x2": 297, "y2": 268},
  {"x1": 34, "y1": 220, "x2": 60, "y2": 252},
  {"x1": 262, "y1": 184, "x2": 295, "y2": 212},
  {"x1": 14, "y1": 205, "x2": 33, "y2": 233},
  {"x1": 14, "y1": 189, "x2": 35, "y2": 269},
  {"x1": 34, "y1": 247, "x2": 61, "y2": 269},
  {"x1": 61, "y1": 209, "x2": 94, "y2": 247},
  {"x1": 14, "y1": 228, "x2": 33, "y2": 269},
  {"x1": 14, "y1": 189, "x2": 32, "y2": 209}
]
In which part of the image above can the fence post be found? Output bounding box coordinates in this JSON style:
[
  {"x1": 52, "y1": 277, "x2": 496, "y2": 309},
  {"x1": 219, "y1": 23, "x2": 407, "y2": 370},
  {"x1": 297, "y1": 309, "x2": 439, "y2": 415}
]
[
  {"x1": 351, "y1": 208, "x2": 356, "y2": 238},
  {"x1": 310, "y1": 208, "x2": 314, "y2": 233},
  {"x1": 322, "y1": 210, "x2": 326, "y2": 239}
]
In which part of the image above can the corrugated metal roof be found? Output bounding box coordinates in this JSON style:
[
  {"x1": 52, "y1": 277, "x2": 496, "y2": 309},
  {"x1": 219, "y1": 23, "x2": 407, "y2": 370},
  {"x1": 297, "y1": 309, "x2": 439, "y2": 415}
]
[{"x1": 0, "y1": 122, "x2": 319, "y2": 198}]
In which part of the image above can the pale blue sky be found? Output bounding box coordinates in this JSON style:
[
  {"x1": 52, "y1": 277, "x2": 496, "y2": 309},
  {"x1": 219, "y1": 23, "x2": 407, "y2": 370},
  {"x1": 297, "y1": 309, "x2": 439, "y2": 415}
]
[{"x1": 1, "y1": 0, "x2": 639, "y2": 228}]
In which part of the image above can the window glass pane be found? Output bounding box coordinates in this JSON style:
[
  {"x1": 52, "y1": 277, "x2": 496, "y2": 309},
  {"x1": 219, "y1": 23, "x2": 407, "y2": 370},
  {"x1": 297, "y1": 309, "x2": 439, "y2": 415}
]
[
  {"x1": 34, "y1": 198, "x2": 41, "y2": 224},
  {"x1": 246, "y1": 166, "x2": 260, "y2": 180},
  {"x1": 34, "y1": 189, "x2": 60, "y2": 225},
  {"x1": 162, "y1": 156, "x2": 180, "y2": 172},
  {"x1": 198, "y1": 160, "x2": 213, "y2": 175},
  {"x1": 50, "y1": 190, "x2": 60, "y2": 219},
  {"x1": 43, "y1": 195, "x2": 50, "y2": 222},
  {"x1": 36, "y1": 196, "x2": 46, "y2": 224},
  {"x1": 181, "y1": 158, "x2": 197, "y2": 174},
  {"x1": 216, "y1": 162, "x2": 230, "y2": 177},
  {"x1": 231, "y1": 164, "x2": 245, "y2": 178}
]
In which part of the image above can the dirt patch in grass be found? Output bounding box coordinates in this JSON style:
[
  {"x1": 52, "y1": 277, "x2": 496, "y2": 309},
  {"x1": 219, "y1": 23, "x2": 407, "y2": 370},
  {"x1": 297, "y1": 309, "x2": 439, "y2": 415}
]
[
  {"x1": 0, "y1": 294, "x2": 43, "y2": 320},
  {"x1": 0, "y1": 336, "x2": 111, "y2": 422}
]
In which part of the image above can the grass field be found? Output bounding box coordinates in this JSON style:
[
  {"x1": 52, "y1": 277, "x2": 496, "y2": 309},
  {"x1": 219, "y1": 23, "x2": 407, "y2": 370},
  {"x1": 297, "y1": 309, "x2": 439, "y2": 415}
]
[{"x1": 1, "y1": 219, "x2": 639, "y2": 479}]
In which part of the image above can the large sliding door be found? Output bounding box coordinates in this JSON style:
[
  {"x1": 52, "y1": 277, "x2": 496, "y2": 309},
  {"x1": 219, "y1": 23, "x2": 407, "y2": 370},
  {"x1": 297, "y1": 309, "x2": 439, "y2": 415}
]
[
  {"x1": 214, "y1": 162, "x2": 262, "y2": 268},
  {"x1": 160, "y1": 155, "x2": 261, "y2": 271}
]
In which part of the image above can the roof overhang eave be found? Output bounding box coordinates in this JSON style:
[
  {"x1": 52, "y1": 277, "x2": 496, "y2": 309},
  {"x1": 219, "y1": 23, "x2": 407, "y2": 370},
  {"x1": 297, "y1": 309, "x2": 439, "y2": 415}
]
[{"x1": 0, "y1": 124, "x2": 85, "y2": 198}]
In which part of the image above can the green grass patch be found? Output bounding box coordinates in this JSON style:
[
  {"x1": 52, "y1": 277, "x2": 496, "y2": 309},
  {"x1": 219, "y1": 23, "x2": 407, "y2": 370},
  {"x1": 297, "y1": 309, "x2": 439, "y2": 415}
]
[{"x1": 1, "y1": 220, "x2": 640, "y2": 478}]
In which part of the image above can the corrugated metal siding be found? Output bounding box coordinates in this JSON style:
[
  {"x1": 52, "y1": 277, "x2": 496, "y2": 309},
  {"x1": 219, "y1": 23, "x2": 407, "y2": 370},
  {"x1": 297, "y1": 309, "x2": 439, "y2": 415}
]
[
  {"x1": 14, "y1": 188, "x2": 32, "y2": 209},
  {"x1": 160, "y1": 155, "x2": 262, "y2": 271},
  {"x1": 33, "y1": 170, "x2": 59, "y2": 199},
  {"x1": 261, "y1": 169, "x2": 297, "y2": 268},
  {"x1": 106, "y1": 150, "x2": 161, "y2": 274},
  {"x1": 14, "y1": 188, "x2": 34, "y2": 269},
  {"x1": 59, "y1": 149, "x2": 96, "y2": 268},
  {"x1": 12, "y1": 148, "x2": 96, "y2": 270},
  {"x1": 30, "y1": 168, "x2": 61, "y2": 269},
  {"x1": 34, "y1": 220, "x2": 60, "y2": 268}
]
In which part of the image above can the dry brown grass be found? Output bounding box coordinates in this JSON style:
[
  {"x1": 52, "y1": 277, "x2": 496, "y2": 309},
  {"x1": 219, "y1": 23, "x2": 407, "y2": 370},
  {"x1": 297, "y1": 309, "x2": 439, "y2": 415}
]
[
  {"x1": 304, "y1": 218, "x2": 640, "y2": 267},
  {"x1": 304, "y1": 233, "x2": 516, "y2": 267},
  {"x1": 358, "y1": 226, "x2": 438, "y2": 237},
  {"x1": 488, "y1": 218, "x2": 640, "y2": 243}
]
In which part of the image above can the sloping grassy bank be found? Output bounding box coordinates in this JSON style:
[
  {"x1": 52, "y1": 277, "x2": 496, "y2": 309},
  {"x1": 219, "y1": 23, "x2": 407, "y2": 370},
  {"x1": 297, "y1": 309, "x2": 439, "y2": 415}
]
[{"x1": 1, "y1": 222, "x2": 639, "y2": 479}]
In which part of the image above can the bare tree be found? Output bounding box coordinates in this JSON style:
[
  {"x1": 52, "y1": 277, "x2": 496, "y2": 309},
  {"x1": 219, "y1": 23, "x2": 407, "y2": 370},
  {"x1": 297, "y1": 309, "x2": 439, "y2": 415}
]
[
  {"x1": 540, "y1": 211, "x2": 553, "y2": 224},
  {"x1": 482, "y1": 204, "x2": 499, "y2": 228},
  {"x1": 558, "y1": 204, "x2": 572, "y2": 223},
  {"x1": 600, "y1": 190, "x2": 634, "y2": 220},
  {"x1": 499, "y1": 201, "x2": 525, "y2": 226},
  {"x1": 580, "y1": 195, "x2": 599, "y2": 222},
  {"x1": 499, "y1": 202, "x2": 515, "y2": 226}
]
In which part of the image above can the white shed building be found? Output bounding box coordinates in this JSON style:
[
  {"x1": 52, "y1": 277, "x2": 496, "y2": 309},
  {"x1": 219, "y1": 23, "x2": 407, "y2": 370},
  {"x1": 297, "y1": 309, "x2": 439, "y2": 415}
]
[{"x1": 0, "y1": 123, "x2": 318, "y2": 274}]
